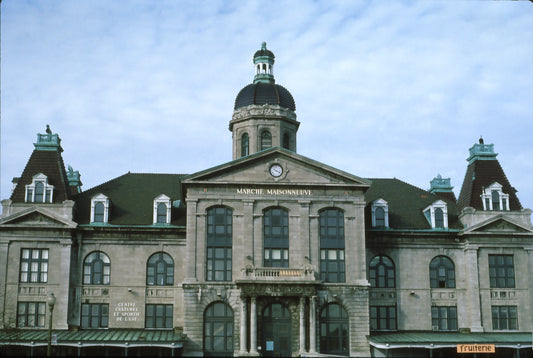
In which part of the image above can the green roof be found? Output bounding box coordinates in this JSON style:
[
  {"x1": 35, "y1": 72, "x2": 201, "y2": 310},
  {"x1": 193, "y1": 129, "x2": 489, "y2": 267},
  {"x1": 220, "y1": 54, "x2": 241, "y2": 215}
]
[
  {"x1": 364, "y1": 178, "x2": 462, "y2": 230},
  {"x1": 74, "y1": 173, "x2": 187, "y2": 226},
  {"x1": 369, "y1": 331, "x2": 532, "y2": 349},
  {"x1": 0, "y1": 329, "x2": 185, "y2": 348}
]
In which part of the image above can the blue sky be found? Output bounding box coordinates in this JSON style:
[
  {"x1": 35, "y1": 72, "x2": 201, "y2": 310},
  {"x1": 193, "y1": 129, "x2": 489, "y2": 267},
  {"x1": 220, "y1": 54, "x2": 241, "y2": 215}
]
[{"x1": 1, "y1": 1, "x2": 532, "y2": 210}]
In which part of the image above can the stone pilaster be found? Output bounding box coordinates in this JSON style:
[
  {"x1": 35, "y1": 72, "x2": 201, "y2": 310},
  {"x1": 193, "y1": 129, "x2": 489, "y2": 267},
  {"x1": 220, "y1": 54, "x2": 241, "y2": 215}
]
[{"x1": 464, "y1": 246, "x2": 483, "y2": 331}]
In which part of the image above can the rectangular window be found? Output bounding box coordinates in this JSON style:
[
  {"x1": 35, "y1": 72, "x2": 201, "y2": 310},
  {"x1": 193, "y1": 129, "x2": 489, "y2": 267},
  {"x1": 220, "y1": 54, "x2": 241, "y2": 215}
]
[
  {"x1": 206, "y1": 247, "x2": 232, "y2": 281},
  {"x1": 81, "y1": 303, "x2": 109, "y2": 329},
  {"x1": 264, "y1": 248, "x2": 289, "y2": 268},
  {"x1": 145, "y1": 304, "x2": 173, "y2": 329},
  {"x1": 492, "y1": 306, "x2": 518, "y2": 330},
  {"x1": 20, "y1": 249, "x2": 49, "y2": 283},
  {"x1": 17, "y1": 302, "x2": 46, "y2": 328},
  {"x1": 431, "y1": 306, "x2": 457, "y2": 331},
  {"x1": 370, "y1": 306, "x2": 396, "y2": 331},
  {"x1": 489, "y1": 255, "x2": 515, "y2": 288},
  {"x1": 320, "y1": 249, "x2": 345, "y2": 283}
]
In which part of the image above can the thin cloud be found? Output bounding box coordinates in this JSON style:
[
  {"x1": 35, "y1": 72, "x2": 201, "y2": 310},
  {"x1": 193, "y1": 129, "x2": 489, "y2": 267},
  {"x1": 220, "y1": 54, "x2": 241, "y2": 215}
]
[{"x1": 1, "y1": 1, "x2": 532, "y2": 208}]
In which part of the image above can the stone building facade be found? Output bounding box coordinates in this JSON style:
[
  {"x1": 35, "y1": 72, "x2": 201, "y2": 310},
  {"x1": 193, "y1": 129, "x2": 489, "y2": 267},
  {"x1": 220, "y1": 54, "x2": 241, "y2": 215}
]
[{"x1": 1, "y1": 43, "x2": 532, "y2": 357}]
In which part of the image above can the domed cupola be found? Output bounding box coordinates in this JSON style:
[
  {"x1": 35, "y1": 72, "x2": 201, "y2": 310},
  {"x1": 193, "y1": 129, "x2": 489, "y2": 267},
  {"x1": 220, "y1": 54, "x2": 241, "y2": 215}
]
[
  {"x1": 230, "y1": 43, "x2": 300, "y2": 160},
  {"x1": 234, "y1": 42, "x2": 296, "y2": 111}
]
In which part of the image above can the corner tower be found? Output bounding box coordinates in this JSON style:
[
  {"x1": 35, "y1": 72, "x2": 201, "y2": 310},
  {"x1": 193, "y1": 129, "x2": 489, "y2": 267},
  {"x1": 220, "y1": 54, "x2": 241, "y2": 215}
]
[
  {"x1": 230, "y1": 42, "x2": 299, "y2": 159},
  {"x1": 457, "y1": 138, "x2": 522, "y2": 211}
]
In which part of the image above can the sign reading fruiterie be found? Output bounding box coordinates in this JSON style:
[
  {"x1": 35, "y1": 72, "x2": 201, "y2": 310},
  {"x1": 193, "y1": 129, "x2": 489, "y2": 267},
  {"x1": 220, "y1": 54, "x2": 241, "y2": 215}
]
[
  {"x1": 236, "y1": 188, "x2": 312, "y2": 196},
  {"x1": 457, "y1": 344, "x2": 495, "y2": 353}
]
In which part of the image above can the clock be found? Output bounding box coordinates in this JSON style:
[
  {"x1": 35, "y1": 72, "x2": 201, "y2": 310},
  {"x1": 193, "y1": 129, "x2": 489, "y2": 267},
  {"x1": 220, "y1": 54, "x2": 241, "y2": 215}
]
[{"x1": 269, "y1": 164, "x2": 283, "y2": 177}]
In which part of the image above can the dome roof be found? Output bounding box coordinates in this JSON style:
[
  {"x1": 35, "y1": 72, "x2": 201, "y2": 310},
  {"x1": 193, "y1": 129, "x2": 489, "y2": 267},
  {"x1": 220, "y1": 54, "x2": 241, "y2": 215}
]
[
  {"x1": 254, "y1": 44, "x2": 275, "y2": 60},
  {"x1": 234, "y1": 82, "x2": 296, "y2": 111}
]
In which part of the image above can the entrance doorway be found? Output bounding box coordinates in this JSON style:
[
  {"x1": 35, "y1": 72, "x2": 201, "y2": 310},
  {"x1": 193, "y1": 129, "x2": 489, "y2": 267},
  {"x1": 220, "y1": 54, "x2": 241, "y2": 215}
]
[{"x1": 262, "y1": 303, "x2": 291, "y2": 357}]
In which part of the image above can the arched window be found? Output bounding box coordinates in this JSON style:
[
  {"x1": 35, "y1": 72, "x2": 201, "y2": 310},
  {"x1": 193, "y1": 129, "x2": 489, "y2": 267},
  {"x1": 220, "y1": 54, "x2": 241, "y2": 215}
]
[
  {"x1": 94, "y1": 202, "x2": 105, "y2": 222},
  {"x1": 263, "y1": 207, "x2": 289, "y2": 267},
  {"x1": 320, "y1": 303, "x2": 349, "y2": 356},
  {"x1": 282, "y1": 133, "x2": 290, "y2": 150},
  {"x1": 430, "y1": 256, "x2": 455, "y2": 288},
  {"x1": 83, "y1": 251, "x2": 111, "y2": 285},
  {"x1": 320, "y1": 208, "x2": 345, "y2": 283},
  {"x1": 369, "y1": 255, "x2": 395, "y2": 288},
  {"x1": 261, "y1": 131, "x2": 272, "y2": 151},
  {"x1": 435, "y1": 208, "x2": 444, "y2": 228},
  {"x1": 241, "y1": 133, "x2": 249, "y2": 157},
  {"x1": 204, "y1": 302, "x2": 233, "y2": 356},
  {"x1": 147, "y1": 252, "x2": 174, "y2": 286},
  {"x1": 206, "y1": 206, "x2": 233, "y2": 281}
]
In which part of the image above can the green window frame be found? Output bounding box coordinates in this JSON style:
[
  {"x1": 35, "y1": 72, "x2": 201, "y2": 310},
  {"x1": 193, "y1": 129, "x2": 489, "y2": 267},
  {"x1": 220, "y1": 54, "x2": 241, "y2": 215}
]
[
  {"x1": 81, "y1": 303, "x2": 109, "y2": 329},
  {"x1": 145, "y1": 304, "x2": 173, "y2": 329},
  {"x1": 263, "y1": 207, "x2": 289, "y2": 267},
  {"x1": 431, "y1": 306, "x2": 457, "y2": 331},
  {"x1": 17, "y1": 302, "x2": 46, "y2": 328},
  {"x1": 83, "y1": 251, "x2": 111, "y2": 285},
  {"x1": 319, "y1": 209, "x2": 345, "y2": 283},
  {"x1": 370, "y1": 306, "x2": 397, "y2": 331},
  {"x1": 206, "y1": 207, "x2": 233, "y2": 281},
  {"x1": 147, "y1": 252, "x2": 174, "y2": 286},
  {"x1": 369, "y1": 255, "x2": 395, "y2": 288},
  {"x1": 20, "y1": 248, "x2": 48, "y2": 283},
  {"x1": 492, "y1": 306, "x2": 518, "y2": 330},
  {"x1": 320, "y1": 303, "x2": 349, "y2": 356},
  {"x1": 204, "y1": 302, "x2": 234, "y2": 356},
  {"x1": 430, "y1": 256, "x2": 455, "y2": 288},
  {"x1": 241, "y1": 133, "x2": 249, "y2": 157},
  {"x1": 489, "y1": 254, "x2": 515, "y2": 288}
]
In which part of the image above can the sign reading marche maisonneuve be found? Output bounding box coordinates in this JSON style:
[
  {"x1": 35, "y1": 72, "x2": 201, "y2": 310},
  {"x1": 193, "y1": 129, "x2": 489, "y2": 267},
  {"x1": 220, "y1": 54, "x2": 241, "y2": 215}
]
[
  {"x1": 237, "y1": 188, "x2": 312, "y2": 196},
  {"x1": 457, "y1": 344, "x2": 495, "y2": 354}
]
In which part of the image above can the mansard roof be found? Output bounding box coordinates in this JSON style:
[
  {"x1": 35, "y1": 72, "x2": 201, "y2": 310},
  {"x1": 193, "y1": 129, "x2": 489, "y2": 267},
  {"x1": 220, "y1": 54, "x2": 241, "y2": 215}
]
[
  {"x1": 10, "y1": 147, "x2": 72, "y2": 203},
  {"x1": 365, "y1": 178, "x2": 462, "y2": 230},
  {"x1": 74, "y1": 173, "x2": 186, "y2": 226},
  {"x1": 457, "y1": 159, "x2": 522, "y2": 211}
]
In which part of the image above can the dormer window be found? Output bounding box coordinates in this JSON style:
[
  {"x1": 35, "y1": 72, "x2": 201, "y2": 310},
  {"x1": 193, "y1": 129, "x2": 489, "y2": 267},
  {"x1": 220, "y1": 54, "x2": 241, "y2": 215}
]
[
  {"x1": 25, "y1": 173, "x2": 54, "y2": 203},
  {"x1": 371, "y1": 199, "x2": 389, "y2": 228},
  {"x1": 153, "y1": 194, "x2": 171, "y2": 224},
  {"x1": 91, "y1": 194, "x2": 110, "y2": 224},
  {"x1": 423, "y1": 200, "x2": 448, "y2": 229},
  {"x1": 481, "y1": 183, "x2": 509, "y2": 211}
]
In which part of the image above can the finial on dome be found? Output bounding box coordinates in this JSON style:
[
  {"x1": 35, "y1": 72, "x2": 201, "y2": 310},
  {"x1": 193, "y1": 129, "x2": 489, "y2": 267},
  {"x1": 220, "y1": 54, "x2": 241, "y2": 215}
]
[{"x1": 479, "y1": 136, "x2": 484, "y2": 144}]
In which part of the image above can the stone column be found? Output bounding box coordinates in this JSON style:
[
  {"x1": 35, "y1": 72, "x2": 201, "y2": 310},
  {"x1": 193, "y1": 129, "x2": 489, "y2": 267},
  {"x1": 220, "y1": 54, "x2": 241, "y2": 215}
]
[
  {"x1": 464, "y1": 246, "x2": 483, "y2": 331},
  {"x1": 250, "y1": 296, "x2": 258, "y2": 354},
  {"x1": 240, "y1": 296, "x2": 248, "y2": 353},
  {"x1": 309, "y1": 296, "x2": 317, "y2": 353},
  {"x1": 299, "y1": 296, "x2": 306, "y2": 354}
]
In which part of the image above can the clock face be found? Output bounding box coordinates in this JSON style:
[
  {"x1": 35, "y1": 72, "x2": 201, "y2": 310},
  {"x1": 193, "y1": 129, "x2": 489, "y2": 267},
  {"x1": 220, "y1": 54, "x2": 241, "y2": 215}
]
[{"x1": 269, "y1": 164, "x2": 283, "y2": 177}]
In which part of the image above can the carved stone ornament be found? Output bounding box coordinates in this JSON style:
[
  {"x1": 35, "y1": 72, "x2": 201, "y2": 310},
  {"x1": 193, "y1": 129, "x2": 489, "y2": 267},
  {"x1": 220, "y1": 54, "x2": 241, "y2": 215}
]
[{"x1": 232, "y1": 104, "x2": 297, "y2": 121}]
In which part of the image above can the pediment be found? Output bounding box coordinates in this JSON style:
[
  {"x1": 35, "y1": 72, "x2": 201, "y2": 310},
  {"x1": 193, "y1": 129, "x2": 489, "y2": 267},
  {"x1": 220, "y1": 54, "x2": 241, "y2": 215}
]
[
  {"x1": 0, "y1": 207, "x2": 77, "y2": 229},
  {"x1": 462, "y1": 216, "x2": 533, "y2": 235},
  {"x1": 182, "y1": 147, "x2": 370, "y2": 188}
]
